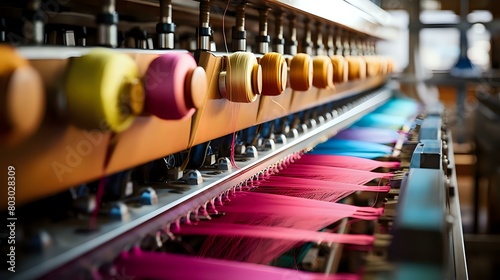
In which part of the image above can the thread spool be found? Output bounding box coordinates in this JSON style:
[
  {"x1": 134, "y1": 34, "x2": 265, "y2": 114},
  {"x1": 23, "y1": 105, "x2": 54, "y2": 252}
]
[
  {"x1": 346, "y1": 56, "x2": 367, "y2": 80},
  {"x1": 65, "y1": 48, "x2": 144, "y2": 132},
  {"x1": 378, "y1": 56, "x2": 389, "y2": 75},
  {"x1": 289, "y1": 53, "x2": 312, "y2": 91},
  {"x1": 144, "y1": 52, "x2": 207, "y2": 120},
  {"x1": 312, "y1": 55, "x2": 333, "y2": 89},
  {"x1": 219, "y1": 52, "x2": 262, "y2": 103},
  {"x1": 0, "y1": 45, "x2": 45, "y2": 145},
  {"x1": 260, "y1": 52, "x2": 287, "y2": 96},
  {"x1": 364, "y1": 56, "x2": 381, "y2": 77},
  {"x1": 330, "y1": 55, "x2": 348, "y2": 83},
  {"x1": 386, "y1": 57, "x2": 395, "y2": 74}
]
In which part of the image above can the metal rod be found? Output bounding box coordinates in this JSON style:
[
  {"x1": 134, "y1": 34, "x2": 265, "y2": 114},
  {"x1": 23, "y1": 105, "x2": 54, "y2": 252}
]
[
  {"x1": 302, "y1": 18, "x2": 312, "y2": 55},
  {"x1": 159, "y1": 0, "x2": 172, "y2": 24},
  {"x1": 273, "y1": 12, "x2": 284, "y2": 54},
  {"x1": 157, "y1": 0, "x2": 175, "y2": 49},
  {"x1": 335, "y1": 27, "x2": 344, "y2": 55},
  {"x1": 315, "y1": 21, "x2": 324, "y2": 55},
  {"x1": 350, "y1": 33, "x2": 358, "y2": 56},
  {"x1": 26, "y1": 0, "x2": 44, "y2": 45},
  {"x1": 97, "y1": 0, "x2": 118, "y2": 47},
  {"x1": 286, "y1": 14, "x2": 297, "y2": 55},
  {"x1": 232, "y1": 3, "x2": 246, "y2": 52},
  {"x1": 324, "y1": 218, "x2": 348, "y2": 274},
  {"x1": 257, "y1": 8, "x2": 270, "y2": 54},
  {"x1": 326, "y1": 25, "x2": 334, "y2": 56},
  {"x1": 197, "y1": 0, "x2": 212, "y2": 51}
]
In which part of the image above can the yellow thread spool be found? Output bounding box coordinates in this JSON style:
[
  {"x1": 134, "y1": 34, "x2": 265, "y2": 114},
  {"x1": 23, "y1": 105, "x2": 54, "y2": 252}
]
[
  {"x1": 65, "y1": 48, "x2": 144, "y2": 132},
  {"x1": 0, "y1": 45, "x2": 45, "y2": 145},
  {"x1": 312, "y1": 55, "x2": 334, "y2": 89},
  {"x1": 289, "y1": 53, "x2": 312, "y2": 91},
  {"x1": 260, "y1": 52, "x2": 288, "y2": 96},
  {"x1": 221, "y1": 52, "x2": 262, "y2": 103},
  {"x1": 331, "y1": 55, "x2": 348, "y2": 83}
]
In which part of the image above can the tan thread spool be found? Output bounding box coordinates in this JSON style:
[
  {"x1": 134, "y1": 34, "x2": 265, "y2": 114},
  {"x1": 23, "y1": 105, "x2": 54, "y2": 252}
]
[
  {"x1": 220, "y1": 52, "x2": 262, "y2": 103},
  {"x1": 260, "y1": 52, "x2": 288, "y2": 96},
  {"x1": 289, "y1": 53, "x2": 312, "y2": 91},
  {"x1": 0, "y1": 45, "x2": 45, "y2": 146},
  {"x1": 365, "y1": 56, "x2": 381, "y2": 77},
  {"x1": 346, "y1": 56, "x2": 367, "y2": 80},
  {"x1": 386, "y1": 57, "x2": 395, "y2": 74},
  {"x1": 377, "y1": 56, "x2": 389, "y2": 75},
  {"x1": 330, "y1": 55, "x2": 348, "y2": 83},
  {"x1": 312, "y1": 55, "x2": 334, "y2": 89}
]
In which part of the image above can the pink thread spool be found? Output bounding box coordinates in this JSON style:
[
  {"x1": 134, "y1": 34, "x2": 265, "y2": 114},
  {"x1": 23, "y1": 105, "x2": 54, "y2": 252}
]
[{"x1": 144, "y1": 52, "x2": 207, "y2": 120}]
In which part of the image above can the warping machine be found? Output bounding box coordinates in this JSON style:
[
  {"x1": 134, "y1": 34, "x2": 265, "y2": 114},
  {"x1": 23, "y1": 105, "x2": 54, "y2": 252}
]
[{"x1": 0, "y1": 0, "x2": 467, "y2": 279}]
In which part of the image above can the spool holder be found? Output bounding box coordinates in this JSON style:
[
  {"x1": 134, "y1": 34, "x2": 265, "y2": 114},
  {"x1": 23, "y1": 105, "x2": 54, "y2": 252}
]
[
  {"x1": 232, "y1": 3, "x2": 247, "y2": 52},
  {"x1": 302, "y1": 19, "x2": 313, "y2": 55},
  {"x1": 315, "y1": 22, "x2": 325, "y2": 55},
  {"x1": 96, "y1": 0, "x2": 118, "y2": 47},
  {"x1": 257, "y1": 8, "x2": 270, "y2": 54},
  {"x1": 273, "y1": 12, "x2": 285, "y2": 55},
  {"x1": 285, "y1": 14, "x2": 298, "y2": 56},
  {"x1": 197, "y1": 0, "x2": 212, "y2": 51},
  {"x1": 157, "y1": 0, "x2": 175, "y2": 49}
]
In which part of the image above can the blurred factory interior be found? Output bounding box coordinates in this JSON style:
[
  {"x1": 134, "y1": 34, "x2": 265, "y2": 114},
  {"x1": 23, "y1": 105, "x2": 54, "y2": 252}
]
[{"x1": 379, "y1": 0, "x2": 500, "y2": 278}]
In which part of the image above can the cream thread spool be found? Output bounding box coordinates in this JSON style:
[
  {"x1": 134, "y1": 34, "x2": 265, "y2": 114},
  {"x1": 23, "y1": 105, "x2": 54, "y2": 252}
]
[{"x1": 219, "y1": 52, "x2": 262, "y2": 103}]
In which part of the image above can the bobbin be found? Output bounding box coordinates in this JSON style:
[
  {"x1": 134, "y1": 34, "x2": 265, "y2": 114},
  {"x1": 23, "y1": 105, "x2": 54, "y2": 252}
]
[
  {"x1": 331, "y1": 55, "x2": 349, "y2": 83},
  {"x1": 0, "y1": 45, "x2": 45, "y2": 146},
  {"x1": 312, "y1": 55, "x2": 334, "y2": 89},
  {"x1": 346, "y1": 56, "x2": 367, "y2": 80},
  {"x1": 144, "y1": 52, "x2": 207, "y2": 120},
  {"x1": 218, "y1": 52, "x2": 262, "y2": 103},
  {"x1": 260, "y1": 52, "x2": 288, "y2": 96},
  {"x1": 65, "y1": 48, "x2": 144, "y2": 132},
  {"x1": 289, "y1": 53, "x2": 312, "y2": 91}
]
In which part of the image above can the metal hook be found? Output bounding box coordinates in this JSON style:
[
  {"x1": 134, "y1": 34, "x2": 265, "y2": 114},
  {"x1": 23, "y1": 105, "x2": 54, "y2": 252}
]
[
  {"x1": 184, "y1": 210, "x2": 193, "y2": 225},
  {"x1": 216, "y1": 193, "x2": 224, "y2": 206},
  {"x1": 200, "y1": 202, "x2": 209, "y2": 216},
  {"x1": 173, "y1": 217, "x2": 181, "y2": 231},
  {"x1": 208, "y1": 197, "x2": 219, "y2": 214},
  {"x1": 222, "y1": 190, "x2": 230, "y2": 202},
  {"x1": 193, "y1": 206, "x2": 201, "y2": 221}
]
